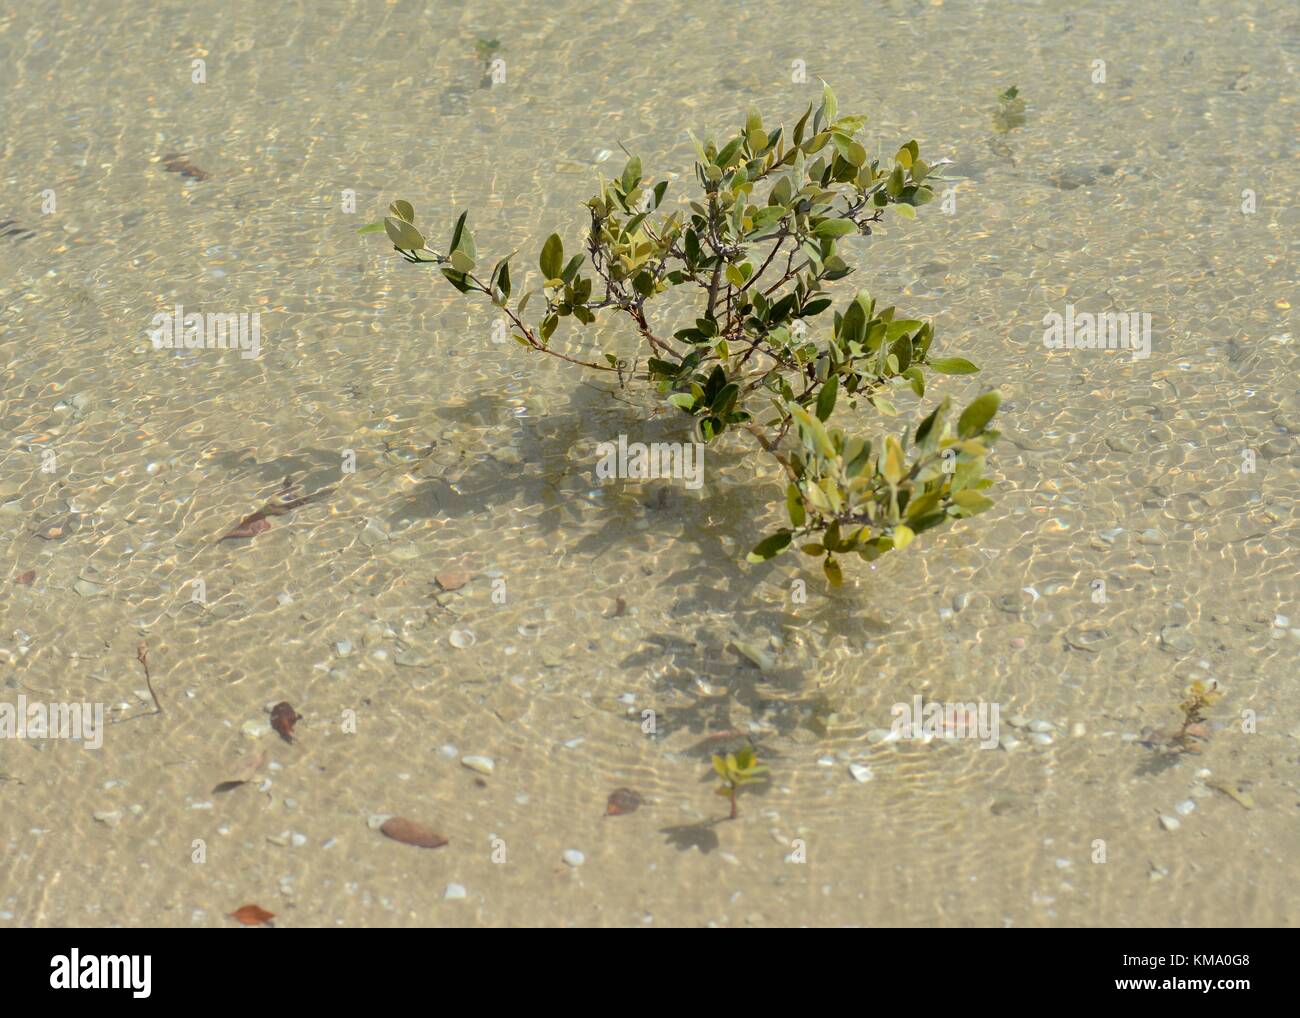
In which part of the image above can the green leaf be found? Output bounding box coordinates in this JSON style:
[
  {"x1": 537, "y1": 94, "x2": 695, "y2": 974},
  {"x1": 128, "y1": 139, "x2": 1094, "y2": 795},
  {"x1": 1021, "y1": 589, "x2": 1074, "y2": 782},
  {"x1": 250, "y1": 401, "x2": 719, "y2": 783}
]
[
  {"x1": 384, "y1": 216, "x2": 425, "y2": 250},
  {"x1": 813, "y1": 218, "x2": 856, "y2": 239},
  {"x1": 914, "y1": 397, "x2": 949, "y2": 449},
  {"x1": 440, "y1": 268, "x2": 472, "y2": 293},
  {"x1": 539, "y1": 233, "x2": 563, "y2": 281},
  {"x1": 928, "y1": 357, "x2": 980, "y2": 375},
  {"x1": 790, "y1": 404, "x2": 836, "y2": 458},
  {"x1": 449, "y1": 248, "x2": 475, "y2": 273},
  {"x1": 448, "y1": 211, "x2": 468, "y2": 254},
  {"x1": 492, "y1": 259, "x2": 512, "y2": 302},
  {"x1": 786, "y1": 483, "x2": 805, "y2": 528},
  {"x1": 710, "y1": 382, "x2": 740, "y2": 415},
  {"x1": 621, "y1": 156, "x2": 642, "y2": 193},
  {"x1": 356, "y1": 221, "x2": 386, "y2": 235},
  {"x1": 958, "y1": 391, "x2": 1001, "y2": 438},
  {"x1": 815, "y1": 374, "x2": 838, "y2": 421},
  {"x1": 388, "y1": 200, "x2": 415, "y2": 223},
  {"x1": 820, "y1": 80, "x2": 838, "y2": 124},
  {"x1": 561, "y1": 253, "x2": 585, "y2": 284},
  {"x1": 792, "y1": 102, "x2": 813, "y2": 146},
  {"x1": 747, "y1": 530, "x2": 792, "y2": 563},
  {"x1": 667, "y1": 393, "x2": 696, "y2": 411},
  {"x1": 906, "y1": 490, "x2": 942, "y2": 520},
  {"x1": 951, "y1": 490, "x2": 994, "y2": 514},
  {"x1": 883, "y1": 435, "x2": 906, "y2": 485},
  {"x1": 823, "y1": 555, "x2": 843, "y2": 587}
]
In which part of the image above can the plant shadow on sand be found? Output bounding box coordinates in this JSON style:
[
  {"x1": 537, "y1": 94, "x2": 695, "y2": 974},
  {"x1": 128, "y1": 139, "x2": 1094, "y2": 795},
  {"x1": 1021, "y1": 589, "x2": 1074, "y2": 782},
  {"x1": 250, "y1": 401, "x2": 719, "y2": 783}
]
[{"x1": 377, "y1": 378, "x2": 892, "y2": 847}]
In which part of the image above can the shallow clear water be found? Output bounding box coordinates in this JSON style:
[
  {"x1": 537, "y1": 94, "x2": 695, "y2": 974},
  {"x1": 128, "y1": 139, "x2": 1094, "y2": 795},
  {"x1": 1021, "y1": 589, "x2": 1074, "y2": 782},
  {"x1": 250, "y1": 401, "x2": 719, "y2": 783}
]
[{"x1": 0, "y1": 0, "x2": 1296, "y2": 926}]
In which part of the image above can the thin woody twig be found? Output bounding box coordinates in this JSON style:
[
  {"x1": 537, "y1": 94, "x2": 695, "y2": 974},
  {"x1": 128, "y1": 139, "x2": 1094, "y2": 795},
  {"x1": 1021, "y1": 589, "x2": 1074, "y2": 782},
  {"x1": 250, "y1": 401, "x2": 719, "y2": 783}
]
[{"x1": 112, "y1": 642, "x2": 163, "y2": 724}]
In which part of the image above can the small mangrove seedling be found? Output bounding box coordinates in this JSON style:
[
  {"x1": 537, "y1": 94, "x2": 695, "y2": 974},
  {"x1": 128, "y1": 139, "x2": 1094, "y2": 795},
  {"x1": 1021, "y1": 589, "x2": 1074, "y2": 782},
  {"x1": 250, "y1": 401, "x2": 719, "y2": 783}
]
[
  {"x1": 1170, "y1": 678, "x2": 1223, "y2": 753},
  {"x1": 474, "y1": 37, "x2": 501, "y2": 87},
  {"x1": 712, "y1": 747, "x2": 768, "y2": 820},
  {"x1": 993, "y1": 85, "x2": 1027, "y2": 132},
  {"x1": 362, "y1": 84, "x2": 1002, "y2": 585}
]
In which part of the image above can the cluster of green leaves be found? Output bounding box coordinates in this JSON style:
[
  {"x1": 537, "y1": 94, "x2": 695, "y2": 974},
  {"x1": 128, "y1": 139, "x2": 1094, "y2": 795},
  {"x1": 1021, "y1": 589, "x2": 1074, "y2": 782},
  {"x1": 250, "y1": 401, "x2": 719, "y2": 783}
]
[
  {"x1": 361, "y1": 84, "x2": 1001, "y2": 584},
  {"x1": 749, "y1": 390, "x2": 1000, "y2": 586},
  {"x1": 712, "y1": 747, "x2": 768, "y2": 819}
]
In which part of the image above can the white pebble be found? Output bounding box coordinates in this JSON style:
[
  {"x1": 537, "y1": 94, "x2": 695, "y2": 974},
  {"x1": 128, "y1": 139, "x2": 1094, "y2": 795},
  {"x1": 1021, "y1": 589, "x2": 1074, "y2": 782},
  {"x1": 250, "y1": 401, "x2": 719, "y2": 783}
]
[
  {"x1": 444, "y1": 883, "x2": 467, "y2": 900},
  {"x1": 1175, "y1": 799, "x2": 1196, "y2": 816},
  {"x1": 562, "y1": 849, "x2": 585, "y2": 867},
  {"x1": 1159, "y1": 815, "x2": 1181, "y2": 831},
  {"x1": 848, "y1": 763, "x2": 874, "y2": 783}
]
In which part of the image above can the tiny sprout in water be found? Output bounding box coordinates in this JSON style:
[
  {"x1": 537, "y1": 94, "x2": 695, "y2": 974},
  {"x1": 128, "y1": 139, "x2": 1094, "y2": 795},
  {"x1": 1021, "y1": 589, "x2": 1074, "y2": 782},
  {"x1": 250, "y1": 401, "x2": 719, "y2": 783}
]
[
  {"x1": 993, "y1": 85, "x2": 1027, "y2": 132},
  {"x1": 712, "y1": 746, "x2": 768, "y2": 820},
  {"x1": 1172, "y1": 678, "x2": 1223, "y2": 752}
]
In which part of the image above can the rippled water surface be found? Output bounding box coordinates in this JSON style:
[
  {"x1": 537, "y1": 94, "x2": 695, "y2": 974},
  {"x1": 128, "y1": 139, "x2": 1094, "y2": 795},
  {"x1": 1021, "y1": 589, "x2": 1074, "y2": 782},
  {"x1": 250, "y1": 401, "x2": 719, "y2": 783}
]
[{"x1": 1, "y1": 0, "x2": 1296, "y2": 926}]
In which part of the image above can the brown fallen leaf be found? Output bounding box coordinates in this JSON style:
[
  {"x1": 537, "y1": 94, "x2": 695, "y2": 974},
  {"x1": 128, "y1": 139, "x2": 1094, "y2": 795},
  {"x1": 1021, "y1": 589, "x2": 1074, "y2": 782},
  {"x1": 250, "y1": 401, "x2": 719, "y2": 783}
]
[
  {"x1": 221, "y1": 512, "x2": 271, "y2": 540},
  {"x1": 605, "y1": 788, "x2": 642, "y2": 816},
  {"x1": 435, "y1": 570, "x2": 472, "y2": 591},
  {"x1": 1208, "y1": 779, "x2": 1255, "y2": 810},
  {"x1": 228, "y1": 904, "x2": 275, "y2": 926},
  {"x1": 213, "y1": 749, "x2": 268, "y2": 793},
  {"x1": 15, "y1": 570, "x2": 35, "y2": 586},
  {"x1": 162, "y1": 152, "x2": 211, "y2": 181},
  {"x1": 380, "y1": 816, "x2": 448, "y2": 848},
  {"x1": 269, "y1": 701, "x2": 300, "y2": 744},
  {"x1": 219, "y1": 477, "x2": 335, "y2": 542}
]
